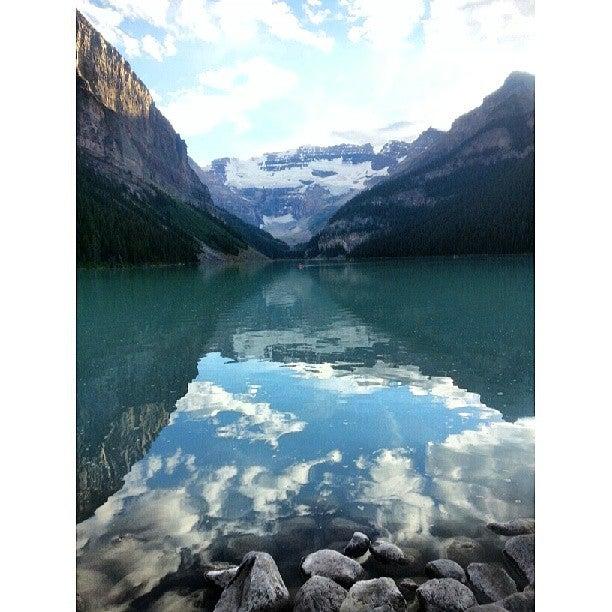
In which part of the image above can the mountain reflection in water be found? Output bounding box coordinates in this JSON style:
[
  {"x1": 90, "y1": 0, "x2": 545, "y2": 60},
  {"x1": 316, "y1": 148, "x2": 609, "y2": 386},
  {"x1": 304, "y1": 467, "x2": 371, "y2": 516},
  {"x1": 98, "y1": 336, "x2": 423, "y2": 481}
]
[{"x1": 76, "y1": 257, "x2": 534, "y2": 611}]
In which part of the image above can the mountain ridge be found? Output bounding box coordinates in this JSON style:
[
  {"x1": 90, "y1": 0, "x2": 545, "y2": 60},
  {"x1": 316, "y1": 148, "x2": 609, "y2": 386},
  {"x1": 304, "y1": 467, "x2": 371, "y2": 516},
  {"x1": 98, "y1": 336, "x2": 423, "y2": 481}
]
[
  {"x1": 196, "y1": 136, "x2": 444, "y2": 245},
  {"x1": 76, "y1": 10, "x2": 288, "y2": 265},
  {"x1": 305, "y1": 72, "x2": 535, "y2": 258}
]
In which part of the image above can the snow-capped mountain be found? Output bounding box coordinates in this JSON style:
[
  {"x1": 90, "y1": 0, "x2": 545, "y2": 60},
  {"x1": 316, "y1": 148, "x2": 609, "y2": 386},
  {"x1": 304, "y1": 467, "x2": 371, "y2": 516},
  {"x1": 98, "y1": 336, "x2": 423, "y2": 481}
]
[{"x1": 192, "y1": 141, "x2": 427, "y2": 245}]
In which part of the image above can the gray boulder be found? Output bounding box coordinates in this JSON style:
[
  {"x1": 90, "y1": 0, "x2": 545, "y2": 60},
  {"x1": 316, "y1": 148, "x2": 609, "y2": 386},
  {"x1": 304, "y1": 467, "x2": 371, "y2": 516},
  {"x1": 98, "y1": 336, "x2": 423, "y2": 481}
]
[
  {"x1": 213, "y1": 551, "x2": 289, "y2": 611},
  {"x1": 487, "y1": 519, "x2": 535, "y2": 537},
  {"x1": 417, "y1": 578, "x2": 477, "y2": 611},
  {"x1": 344, "y1": 532, "x2": 370, "y2": 558},
  {"x1": 294, "y1": 576, "x2": 347, "y2": 612},
  {"x1": 466, "y1": 563, "x2": 516, "y2": 603},
  {"x1": 369, "y1": 539, "x2": 409, "y2": 564},
  {"x1": 302, "y1": 549, "x2": 365, "y2": 587},
  {"x1": 426, "y1": 559, "x2": 467, "y2": 583},
  {"x1": 205, "y1": 566, "x2": 239, "y2": 589},
  {"x1": 497, "y1": 590, "x2": 535, "y2": 612},
  {"x1": 340, "y1": 577, "x2": 407, "y2": 611},
  {"x1": 467, "y1": 606, "x2": 506, "y2": 611},
  {"x1": 503, "y1": 535, "x2": 535, "y2": 584}
]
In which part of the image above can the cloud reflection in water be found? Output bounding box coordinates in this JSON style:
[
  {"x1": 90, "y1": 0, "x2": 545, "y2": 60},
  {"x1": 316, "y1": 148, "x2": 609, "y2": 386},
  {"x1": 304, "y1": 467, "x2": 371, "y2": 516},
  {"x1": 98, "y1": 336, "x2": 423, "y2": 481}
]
[{"x1": 77, "y1": 353, "x2": 534, "y2": 610}]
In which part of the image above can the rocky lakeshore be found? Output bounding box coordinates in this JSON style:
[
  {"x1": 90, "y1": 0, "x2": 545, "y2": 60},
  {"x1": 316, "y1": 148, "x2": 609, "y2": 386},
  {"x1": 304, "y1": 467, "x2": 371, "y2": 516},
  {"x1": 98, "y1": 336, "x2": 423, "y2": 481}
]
[{"x1": 123, "y1": 519, "x2": 535, "y2": 611}]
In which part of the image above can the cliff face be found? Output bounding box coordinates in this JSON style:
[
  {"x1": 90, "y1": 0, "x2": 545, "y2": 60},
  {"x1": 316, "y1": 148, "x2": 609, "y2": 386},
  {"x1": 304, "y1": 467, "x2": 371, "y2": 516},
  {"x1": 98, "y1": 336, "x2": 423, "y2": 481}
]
[
  {"x1": 76, "y1": 10, "x2": 211, "y2": 208},
  {"x1": 76, "y1": 11, "x2": 293, "y2": 264}
]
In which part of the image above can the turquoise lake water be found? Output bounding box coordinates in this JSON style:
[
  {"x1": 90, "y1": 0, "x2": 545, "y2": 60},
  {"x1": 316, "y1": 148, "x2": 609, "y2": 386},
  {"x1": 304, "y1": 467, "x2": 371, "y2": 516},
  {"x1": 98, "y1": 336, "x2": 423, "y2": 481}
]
[{"x1": 76, "y1": 257, "x2": 534, "y2": 610}]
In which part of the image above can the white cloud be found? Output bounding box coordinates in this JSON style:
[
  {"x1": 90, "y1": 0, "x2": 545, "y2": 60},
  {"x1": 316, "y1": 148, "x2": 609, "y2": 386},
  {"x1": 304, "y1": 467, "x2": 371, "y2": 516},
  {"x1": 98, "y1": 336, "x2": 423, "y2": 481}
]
[
  {"x1": 304, "y1": 0, "x2": 332, "y2": 25},
  {"x1": 340, "y1": 0, "x2": 426, "y2": 48},
  {"x1": 174, "y1": 379, "x2": 306, "y2": 447},
  {"x1": 141, "y1": 33, "x2": 176, "y2": 61},
  {"x1": 428, "y1": 417, "x2": 535, "y2": 524},
  {"x1": 162, "y1": 57, "x2": 298, "y2": 137},
  {"x1": 239, "y1": 450, "x2": 341, "y2": 515},
  {"x1": 78, "y1": 0, "x2": 176, "y2": 60},
  {"x1": 106, "y1": 0, "x2": 171, "y2": 28},
  {"x1": 358, "y1": 448, "x2": 435, "y2": 540}
]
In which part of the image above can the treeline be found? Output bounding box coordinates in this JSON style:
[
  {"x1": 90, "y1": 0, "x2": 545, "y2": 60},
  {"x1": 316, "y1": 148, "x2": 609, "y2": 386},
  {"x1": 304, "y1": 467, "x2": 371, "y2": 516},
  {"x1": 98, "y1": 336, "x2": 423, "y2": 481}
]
[
  {"x1": 312, "y1": 153, "x2": 534, "y2": 259},
  {"x1": 77, "y1": 164, "x2": 251, "y2": 266}
]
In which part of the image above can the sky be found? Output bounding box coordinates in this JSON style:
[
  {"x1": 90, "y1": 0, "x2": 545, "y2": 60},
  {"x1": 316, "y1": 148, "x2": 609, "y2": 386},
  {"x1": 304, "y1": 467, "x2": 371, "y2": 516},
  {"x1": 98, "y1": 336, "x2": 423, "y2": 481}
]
[{"x1": 77, "y1": 0, "x2": 535, "y2": 165}]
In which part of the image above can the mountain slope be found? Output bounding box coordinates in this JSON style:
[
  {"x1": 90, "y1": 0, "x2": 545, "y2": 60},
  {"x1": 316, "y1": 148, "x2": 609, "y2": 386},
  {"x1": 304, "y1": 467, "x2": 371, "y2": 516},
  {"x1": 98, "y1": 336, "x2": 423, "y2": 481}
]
[
  {"x1": 76, "y1": 11, "x2": 287, "y2": 265},
  {"x1": 306, "y1": 72, "x2": 535, "y2": 258},
  {"x1": 195, "y1": 140, "x2": 442, "y2": 245}
]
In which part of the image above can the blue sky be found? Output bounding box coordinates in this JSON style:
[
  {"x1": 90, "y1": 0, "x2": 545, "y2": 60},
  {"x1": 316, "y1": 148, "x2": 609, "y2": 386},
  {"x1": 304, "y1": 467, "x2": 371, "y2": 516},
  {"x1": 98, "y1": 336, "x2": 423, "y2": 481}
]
[{"x1": 78, "y1": 0, "x2": 534, "y2": 165}]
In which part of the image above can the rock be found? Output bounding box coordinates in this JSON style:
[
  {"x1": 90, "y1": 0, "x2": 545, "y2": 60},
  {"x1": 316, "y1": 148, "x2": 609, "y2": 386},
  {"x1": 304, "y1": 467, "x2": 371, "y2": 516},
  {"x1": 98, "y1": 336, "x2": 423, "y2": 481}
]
[
  {"x1": 425, "y1": 559, "x2": 467, "y2": 583},
  {"x1": 417, "y1": 578, "x2": 477, "y2": 611},
  {"x1": 344, "y1": 532, "x2": 370, "y2": 558},
  {"x1": 340, "y1": 577, "x2": 407, "y2": 611},
  {"x1": 302, "y1": 549, "x2": 365, "y2": 587},
  {"x1": 397, "y1": 578, "x2": 419, "y2": 600},
  {"x1": 466, "y1": 563, "x2": 516, "y2": 603},
  {"x1": 445, "y1": 537, "x2": 485, "y2": 567},
  {"x1": 213, "y1": 551, "x2": 289, "y2": 611},
  {"x1": 467, "y1": 605, "x2": 507, "y2": 611},
  {"x1": 369, "y1": 539, "x2": 409, "y2": 564},
  {"x1": 503, "y1": 535, "x2": 535, "y2": 584},
  {"x1": 487, "y1": 520, "x2": 535, "y2": 537},
  {"x1": 294, "y1": 576, "x2": 347, "y2": 612},
  {"x1": 205, "y1": 566, "x2": 239, "y2": 589},
  {"x1": 498, "y1": 590, "x2": 535, "y2": 612}
]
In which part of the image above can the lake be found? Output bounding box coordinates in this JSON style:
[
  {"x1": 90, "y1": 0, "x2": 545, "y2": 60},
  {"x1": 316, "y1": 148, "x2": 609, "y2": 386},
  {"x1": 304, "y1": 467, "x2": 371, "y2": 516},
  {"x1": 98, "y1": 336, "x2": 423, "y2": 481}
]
[{"x1": 76, "y1": 256, "x2": 534, "y2": 610}]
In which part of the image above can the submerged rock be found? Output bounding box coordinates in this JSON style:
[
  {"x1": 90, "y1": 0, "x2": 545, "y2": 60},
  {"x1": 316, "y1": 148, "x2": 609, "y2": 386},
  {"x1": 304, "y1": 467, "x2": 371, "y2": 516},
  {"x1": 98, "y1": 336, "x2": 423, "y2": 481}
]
[
  {"x1": 417, "y1": 578, "x2": 477, "y2": 611},
  {"x1": 426, "y1": 559, "x2": 467, "y2": 583},
  {"x1": 503, "y1": 535, "x2": 535, "y2": 584},
  {"x1": 396, "y1": 578, "x2": 420, "y2": 600},
  {"x1": 369, "y1": 539, "x2": 409, "y2": 564},
  {"x1": 487, "y1": 520, "x2": 535, "y2": 537},
  {"x1": 445, "y1": 537, "x2": 486, "y2": 567},
  {"x1": 294, "y1": 576, "x2": 347, "y2": 612},
  {"x1": 213, "y1": 551, "x2": 289, "y2": 611},
  {"x1": 344, "y1": 532, "x2": 370, "y2": 558},
  {"x1": 466, "y1": 563, "x2": 516, "y2": 603},
  {"x1": 340, "y1": 577, "x2": 407, "y2": 611},
  {"x1": 205, "y1": 566, "x2": 239, "y2": 590},
  {"x1": 498, "y1": 590, "x2": 535, "y2": 612},
  {"x1": 301, "y1": 549, "x2": 365, "y2": 587}
]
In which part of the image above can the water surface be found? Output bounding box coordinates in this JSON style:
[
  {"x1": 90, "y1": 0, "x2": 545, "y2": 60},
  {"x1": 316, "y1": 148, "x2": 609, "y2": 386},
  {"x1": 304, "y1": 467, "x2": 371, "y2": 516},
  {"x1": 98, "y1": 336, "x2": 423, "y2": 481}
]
[{"x1": 77, "y1": 257, "x2": 534, "y2": 610}]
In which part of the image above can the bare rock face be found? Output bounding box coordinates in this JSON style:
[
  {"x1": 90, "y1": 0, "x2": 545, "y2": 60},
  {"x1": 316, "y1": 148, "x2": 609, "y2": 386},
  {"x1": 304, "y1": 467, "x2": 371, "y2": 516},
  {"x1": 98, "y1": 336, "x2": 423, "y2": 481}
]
[
  {"x1": 425, "y1": 559, "x2": 467, "y2": 583},
  {"x1": 416, "y1": 578, "x2": 477, "y2": 611},
  {"x1": 301, "y1": 549, "x2": 365, "y2": 587},
  {"x1": 76, "y1": 10, "x2": 212, "y2": 208},
  {"x1": 369, "y1": 539, "x2": 409, "y2": 564},
  {"x1": 503, "y1": 535, "x2": 535, "y2": 585},
  {"x1": 213, "y1": 551, "x2": 289, "y2": 612},
  {"x1": 487, "y1": 519, "x2": 535, "y2": 537},
  {"x1": 294, "y1": 576, "x2": 348, "y2": 612},
  {"x1": 466, "y1": 563, "x2": 517, "y2": 603},
  {"x1": 340, "y1": 577, "x2": 407, "y2": 612},
  {"x1": 344, "y1": 532, "x2": 371, "y2": 558}
]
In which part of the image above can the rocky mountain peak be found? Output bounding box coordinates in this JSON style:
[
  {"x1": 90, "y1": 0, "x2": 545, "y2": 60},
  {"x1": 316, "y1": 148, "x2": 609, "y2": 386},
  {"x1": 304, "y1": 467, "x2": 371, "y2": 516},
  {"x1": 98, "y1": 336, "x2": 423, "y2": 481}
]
[{"x1": 76, "y1": 11, "x2": 153, "y2": 119}]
